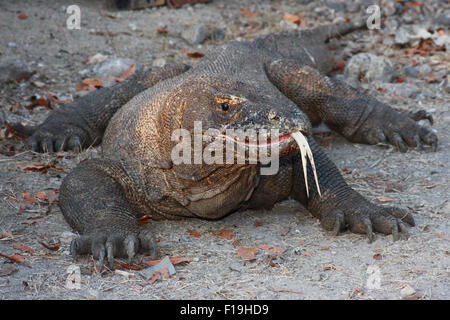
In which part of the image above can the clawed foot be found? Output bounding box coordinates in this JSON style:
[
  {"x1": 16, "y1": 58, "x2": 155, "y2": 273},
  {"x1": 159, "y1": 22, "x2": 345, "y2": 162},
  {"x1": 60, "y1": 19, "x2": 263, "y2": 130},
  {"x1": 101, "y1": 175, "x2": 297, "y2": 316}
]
[
  {"x1": 320, "y1": 200, "x2": 415, "y2": 243},
  {"x1": 351, "y1": 105, "x2": 437, "y2": 153},
  {"x1": 70, "y1": 229, "x2": 157, "y2": 272}
]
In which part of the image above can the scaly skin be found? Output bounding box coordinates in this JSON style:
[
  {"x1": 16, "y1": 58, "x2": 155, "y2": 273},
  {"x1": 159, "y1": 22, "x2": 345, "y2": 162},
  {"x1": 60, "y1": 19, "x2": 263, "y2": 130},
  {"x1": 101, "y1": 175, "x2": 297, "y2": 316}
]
[{"x1": 13, "y1": 22, "x2": 437, "y2": 270}]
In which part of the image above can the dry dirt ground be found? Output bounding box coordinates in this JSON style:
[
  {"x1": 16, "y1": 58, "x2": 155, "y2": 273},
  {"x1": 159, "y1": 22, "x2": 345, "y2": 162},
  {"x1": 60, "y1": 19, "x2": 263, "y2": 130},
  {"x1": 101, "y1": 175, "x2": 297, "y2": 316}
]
[{"x1": 0, "y1": 0, "x2": 449, "y2": 300}]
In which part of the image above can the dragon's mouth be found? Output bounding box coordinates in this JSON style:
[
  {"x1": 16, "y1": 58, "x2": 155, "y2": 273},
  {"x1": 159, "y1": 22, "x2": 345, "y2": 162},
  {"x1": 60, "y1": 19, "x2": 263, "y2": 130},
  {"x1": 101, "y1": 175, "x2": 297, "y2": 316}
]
[{"x1": 215, "y1": 131, "x2": 321, "y2": 197}]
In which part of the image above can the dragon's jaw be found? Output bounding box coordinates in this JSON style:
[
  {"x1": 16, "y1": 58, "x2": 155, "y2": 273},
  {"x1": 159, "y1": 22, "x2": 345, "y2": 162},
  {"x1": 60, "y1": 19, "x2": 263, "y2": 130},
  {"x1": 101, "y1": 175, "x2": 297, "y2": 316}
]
[{"x1": 215, "y1": 131, "x2": 322, "y2": 197}]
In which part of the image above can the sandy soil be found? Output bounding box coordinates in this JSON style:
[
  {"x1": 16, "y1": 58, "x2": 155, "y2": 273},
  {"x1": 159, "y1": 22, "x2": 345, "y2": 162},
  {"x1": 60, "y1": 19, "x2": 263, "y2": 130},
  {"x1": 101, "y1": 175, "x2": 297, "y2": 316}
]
[{"x1": 0, "y1": 0, "x2": 448, "y2": 300}]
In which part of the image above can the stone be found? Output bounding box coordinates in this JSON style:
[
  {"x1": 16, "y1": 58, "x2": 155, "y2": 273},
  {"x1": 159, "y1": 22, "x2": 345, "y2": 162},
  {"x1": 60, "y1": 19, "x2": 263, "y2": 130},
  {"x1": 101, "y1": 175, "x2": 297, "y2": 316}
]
[
  {"x1": 93, "y1": 58, "x2": 137, "y2": 78},
  {"x1": 181, "y1": 24, "x2": 209, "y2": 45},
  {"x1": 344, "y1": 53, "x2": 394, "y2": 84},
  {"x1": 403, "y1": 66, "x2": 419, "y2": 77}
]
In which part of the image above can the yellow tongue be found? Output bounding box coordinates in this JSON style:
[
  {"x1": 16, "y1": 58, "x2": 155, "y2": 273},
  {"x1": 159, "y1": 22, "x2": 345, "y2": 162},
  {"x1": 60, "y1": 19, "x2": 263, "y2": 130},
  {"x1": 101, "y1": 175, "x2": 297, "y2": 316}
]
[{"x1": 291, "y1": 132, "x2": 322, "y2": 198}]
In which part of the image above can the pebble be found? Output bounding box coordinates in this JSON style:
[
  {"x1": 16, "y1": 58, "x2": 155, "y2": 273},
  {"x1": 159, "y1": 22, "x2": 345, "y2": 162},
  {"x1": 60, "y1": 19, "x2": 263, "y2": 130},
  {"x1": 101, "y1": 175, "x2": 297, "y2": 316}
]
[
  {"x1": 400, "y1": 284, "x2": 416, "y2": 297},
  {"x1": 93, "y1": 58, "x2": 137, "y2": 78},
  {"x1": 403, "y1": 66, "x2": 419, "y2": 77},
  {"x1": 152, "y1": 57, "x2": 167, "y2": 68},
  {"x1": 181, "y1": 24, "x2": 209, "y2": 45},
  {"x1": 8, "y1": 42, "x2": 17, "y2": 48},
  {"x1": 344, "y1": 53, "x2": 394, "y2": 84}
]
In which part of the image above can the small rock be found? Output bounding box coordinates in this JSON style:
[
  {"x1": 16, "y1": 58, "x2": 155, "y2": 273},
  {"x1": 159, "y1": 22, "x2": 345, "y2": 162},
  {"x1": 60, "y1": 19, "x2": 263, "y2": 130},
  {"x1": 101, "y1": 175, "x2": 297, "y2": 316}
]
[
  {"x1": 93, "y1": 58, "x2": 137, "y2": 78},
  {"x1": 403, "y1": 66, "x2": 419, "y2": 77},
  {"x1": 87, "y1": 53, "x2": 108, "y2": 65},
  {"x1": 181, "y1": 24, "x2": 209, "y2": 45},
  {"x1": 8, "y1": 42, "x2": 17, "y2": 48},
  {"x1": 0, "y1": 59, "x2": 33, "y2": 83},
  {"x1": 344, "y1": 53, "x2": 394, "y2": 84},
  {"x1": 400, "y1": 284, "x2": 416, "y2": 297},
  {"x1": 59, "y1": 231, "x2": 77, "y2": 244},
  {"x1": 382, "y1": 0, "x2": 396, "y2": 16},
  {"x1": 139, "y1": 256, "x2": 176, "y2": 279},
  {"x1": 152, "y1": 58, "x2": 166, "y2": 68}
]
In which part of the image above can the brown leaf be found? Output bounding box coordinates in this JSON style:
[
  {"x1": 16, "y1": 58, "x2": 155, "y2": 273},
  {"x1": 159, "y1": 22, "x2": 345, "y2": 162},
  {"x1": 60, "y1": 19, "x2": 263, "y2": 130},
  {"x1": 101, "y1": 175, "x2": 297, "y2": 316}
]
[
  {"x1": 283, "y1": 13, "x2": 302, "y2": 25},
  {"x1": 35, "y1": 191, "x2": 47, "y2": 200},
  {"x1": 13, "y1": 243, "x2": 33, "y2": 255},
  {"x1": 186, "y1": 229, "x2": 201, "y2": 238},
  {"x1": 39, "y1": 241, "x2": 60, "y2": 251},
  {"x1": 303, "y1": 251, "x2": 312, "y2": 257},
  {"x1": 395, "y1": 76, "x2": 406, "y2": 83},
  {"x1": 237, "y1": 246, "x2": 257, "y2": 261},
  {"x1": 144, "y1": 256, "x2": 192, "y2": 266},
  {"x1": 210, "y1": 229, "x2": 234, "y2": 240},
  {"x1": 241, "y1": 8, "x2": 257, "y2": 18},
  {"x1": 21, "y1": 192, "x2": 37, "y2": 204},
  {"x1": 320, "y1": 246, "x2": 330, "y2": 251},
  {"x1": 373, "y1": 253, "x2": 383, "y2": 260},
  {"x1": 18, "y1": 13, "x2": 28, "y2": 20},
  {"x1": 157, "y1": 26, "x2": 168, "y2": 34},
  {"x1": 22, "y1": 163, "x2": 63, "y2": 174},
  {"x1": 119, "y1": 63, "x2": 136, "y2": 81},
  {"x1": 24, "y1": 96, "x2": 49, "y2": 110},
  {"x1": 0, "y1": 253, "x2": 24, "y2": 263},
  {"x1": 257, "y1": 244, "x2": 285, "y2": 254},
  {"x1": 46, "y1": 94, "x2": 72, "y2": 105},
  {"x1": 94, "y1": 31, "x2": 119, "y2": 37},
  {"x1": 75, "y1": 83, "x2": 96, "y2": 92},
  {"x1": 186, "y1": 52, "x2": 204, "y2": 59},
  {"x1": 333, "y1": 60, "x2": 346, "y2": 72},
  {"x1": 254, "y1": 219, "x2": 263, "y2": 227},
  {"x1": 82, "y1": 78, "x2": 104, "y2": 87}
]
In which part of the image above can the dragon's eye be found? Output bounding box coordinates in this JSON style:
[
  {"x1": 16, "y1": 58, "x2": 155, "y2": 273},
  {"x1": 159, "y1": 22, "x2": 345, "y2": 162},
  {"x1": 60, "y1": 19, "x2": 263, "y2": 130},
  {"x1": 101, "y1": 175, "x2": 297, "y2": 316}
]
[{"x1": 221, "y1": 103, "x2": 230, "y2": 112}]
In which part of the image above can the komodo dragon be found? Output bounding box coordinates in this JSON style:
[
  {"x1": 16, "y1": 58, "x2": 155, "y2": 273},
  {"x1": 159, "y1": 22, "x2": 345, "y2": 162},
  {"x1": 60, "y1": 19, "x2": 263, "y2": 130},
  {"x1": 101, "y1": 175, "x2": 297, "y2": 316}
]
[{"x1": 13, "y1": 22, "x2": 438, "y2": 269}]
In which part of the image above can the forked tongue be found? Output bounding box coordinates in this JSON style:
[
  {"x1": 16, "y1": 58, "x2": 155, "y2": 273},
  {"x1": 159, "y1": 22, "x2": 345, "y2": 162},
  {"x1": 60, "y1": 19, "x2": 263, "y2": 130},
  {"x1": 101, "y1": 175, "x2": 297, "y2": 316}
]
[{"x1": 291, "y1": 132, "x2": 322, "y2": 198}]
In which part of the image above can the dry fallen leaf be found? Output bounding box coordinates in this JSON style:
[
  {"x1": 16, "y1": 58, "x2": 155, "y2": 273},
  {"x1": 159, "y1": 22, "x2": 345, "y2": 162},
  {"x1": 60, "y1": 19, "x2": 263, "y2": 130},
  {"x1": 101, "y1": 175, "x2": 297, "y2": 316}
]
[
  {"x1": 283, "y1": 13, "x2": 302, "y2": 25},
  {"x1": 119, "y1": 63, "x2": 136, "y2": 81},
  {"x1": 144, "y1": 256, "x2": 193, "y2": 266},
  {"x1": 186, "y1": 52, "x2": 204, "y2": 59},
  {"x1": 157, "y1": 26, "x2": 168, "y2": 34},
  {"x1": 13, "y1": 243, "x2": 34, "y2": 255},
  {"x1": 21, "y1": 192, "x2": 37, "y2": 204},
  {"x1": 257, "y1": 244, "x2": 285, "y2": 254},
  {"x1": 0, "y1": 253, "x2": 24, "y2": 263},
  {"x1": 18, "y1": 13, "x2": 28, "y2": 20},
  {"x1": 237, "y1": 246, "x2": 257, "y2": 261},
  {"x1": 82, "y1": 78, "x2": 104, "y2": 87},
  {"x1": 210, "y1": 229, "x2": 233, "y2": 240},
  {"x1": 22, "y1": 163, "x2": 63, "y2": 173},
  {"x1": 39, "y1": 241, "x2": 60, "y2": 251},
  {"x1": 373, "y1": 253, "x2": 383, "y2": 260},
  {"x1": 240, "y1": 8, "x2": 257, "y2": 18},
  {"x1": 186, "y1": 229, "x2": 201, "y2": 238}
]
